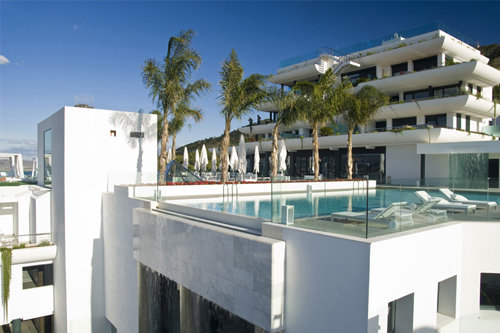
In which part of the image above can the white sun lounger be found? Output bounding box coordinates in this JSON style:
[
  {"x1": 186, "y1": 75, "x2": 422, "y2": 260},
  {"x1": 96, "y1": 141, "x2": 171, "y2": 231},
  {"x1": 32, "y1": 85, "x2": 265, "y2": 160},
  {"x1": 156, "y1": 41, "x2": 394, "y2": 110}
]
[
  {"x1": 331, "y1": 202, "x2": 412, "y2": 229},
  {"x1": 371, "y1": 198, "x2": 447, "y2": 223},
  {"x1": 439, "y1": 188, "x2": 497, "y2": 210},
  {"x1": 415, "y1": 191, "x2": 476, "y2": 214}
]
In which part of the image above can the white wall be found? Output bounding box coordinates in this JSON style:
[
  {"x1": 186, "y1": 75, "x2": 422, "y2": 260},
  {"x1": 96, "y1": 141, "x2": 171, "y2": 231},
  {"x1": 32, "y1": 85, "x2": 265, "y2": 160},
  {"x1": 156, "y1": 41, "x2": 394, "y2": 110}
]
[
  {"x1": 262, "y1": 223, "x2": 371, "y2": 333},
  {"x1": 386, "y1": 144, "x2": 420, "y2": 183},
  {"x1": 103, "y1": 187, "x2": 154, "y2": 333},
  {"x1": 425, "y1": 154, "x2": 449, "y2": 181},
  {"x1": 368, "y1": 224, "x2": 463, "y2": 332},
  {"x1": 38, "y1": 106, "x2": 157, "y2": 332}
]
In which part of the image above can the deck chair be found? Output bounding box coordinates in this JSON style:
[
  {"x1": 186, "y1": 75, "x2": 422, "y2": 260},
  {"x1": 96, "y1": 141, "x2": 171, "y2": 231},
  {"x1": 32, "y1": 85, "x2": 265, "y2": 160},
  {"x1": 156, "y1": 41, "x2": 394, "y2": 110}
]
[
  {"x1": 439, "y1": 188, "x2": 497, "y2": 210},
  {"x1": 415, "y1": 191, "x2": 476, "y2": 214},
  {"x1": 331, "y1": 202, "x2": 412, "y2": 229}
]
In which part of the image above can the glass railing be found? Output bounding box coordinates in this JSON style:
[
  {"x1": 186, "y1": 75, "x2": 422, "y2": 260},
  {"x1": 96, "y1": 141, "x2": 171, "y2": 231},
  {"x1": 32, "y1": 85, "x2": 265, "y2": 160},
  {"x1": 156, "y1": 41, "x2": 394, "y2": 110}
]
[
  {"x1": 2, "y1": 233, "x2": 52, "y2": 247},
  {"x1": 270, "y1": 176, "x2": 498, "y2": 238}
]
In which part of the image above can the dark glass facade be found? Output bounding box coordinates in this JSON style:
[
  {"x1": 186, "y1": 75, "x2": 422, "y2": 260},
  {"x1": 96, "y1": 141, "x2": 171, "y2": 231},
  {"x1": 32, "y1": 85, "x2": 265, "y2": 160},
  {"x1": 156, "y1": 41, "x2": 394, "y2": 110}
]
[{"x1": 138, "y1": 263, "x2": 263, "y2": 333}]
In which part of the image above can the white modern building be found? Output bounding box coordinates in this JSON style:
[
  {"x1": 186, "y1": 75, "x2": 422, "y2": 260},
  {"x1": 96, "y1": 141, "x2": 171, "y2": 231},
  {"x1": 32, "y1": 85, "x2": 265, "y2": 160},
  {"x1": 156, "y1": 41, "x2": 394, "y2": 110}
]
[
  {"x1": 2, "y1": 24, "x2": 500, "y2": 333},
  {"x1": 239, "y1": 23, "x2": 500, "y2": 186}
]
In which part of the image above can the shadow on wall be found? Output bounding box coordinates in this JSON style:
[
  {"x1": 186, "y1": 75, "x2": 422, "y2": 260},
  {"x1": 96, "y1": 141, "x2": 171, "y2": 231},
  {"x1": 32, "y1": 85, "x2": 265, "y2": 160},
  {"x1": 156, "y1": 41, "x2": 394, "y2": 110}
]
[
  {"x1": 368, "y1": 315, "x2": 436, "y2": 333},
  {"x1": 109, "y1": 110, "x2": 156, "y2": 184}
]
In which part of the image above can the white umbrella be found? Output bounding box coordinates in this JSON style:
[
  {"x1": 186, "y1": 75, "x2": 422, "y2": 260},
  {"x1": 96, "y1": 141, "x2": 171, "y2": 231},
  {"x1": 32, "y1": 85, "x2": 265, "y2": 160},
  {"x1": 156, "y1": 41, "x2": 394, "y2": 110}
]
[
  {"x1": 211, "y1": 148, "x2": 217, "y2": 172},
  {"x1": 200, "y1": 144, "x2": 208, "y2": 172},
  {"x1": 31, "y1": 157, "x2": 38, "y2": 178},
  {"x1": 253, "y1": 145, "x2": 260, "y2": 174},
  {"x1": 183, "y1": 147, "x2": 189, "y2": 169},
  {"x1": 229, "y1": 146, "x2": 238, "y2": 171},
  {"x1": 194, "y1": 149, "x2": 200, "y2": 171},
  {"x1": 278, "y1": 139, "x2": 287, "y2": 173},
  {"x1": 238, "y1": 135, "x2": 247, "y2": 175},
  {"x1": 166, "y1": 147, "x2": 172, "y2": 164}
]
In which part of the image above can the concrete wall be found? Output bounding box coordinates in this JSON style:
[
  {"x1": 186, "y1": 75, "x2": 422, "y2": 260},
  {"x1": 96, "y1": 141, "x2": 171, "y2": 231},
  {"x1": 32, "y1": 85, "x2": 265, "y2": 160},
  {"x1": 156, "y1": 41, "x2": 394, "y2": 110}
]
[
  {"x1": 368, "y1": 224, "x2": 463, "y2": 333},
  {"x1": 103, "y1": 187, "x2": 154, "y2": 333},
  {"x1": 425, "y1": 154, "x2": 449, "y2": 181},
  {"x1": 386, "y1": 144, "x2": 420, "y2": 183},
  {"x1": 133, "y1": 208, "x2": 286, "y2": 332},
  {"x1": 38, "y1": 106, "x2": 157, "y2": 332},
  {"x1": 262, "y1": 223, "x2": 371, "y2": 333}
]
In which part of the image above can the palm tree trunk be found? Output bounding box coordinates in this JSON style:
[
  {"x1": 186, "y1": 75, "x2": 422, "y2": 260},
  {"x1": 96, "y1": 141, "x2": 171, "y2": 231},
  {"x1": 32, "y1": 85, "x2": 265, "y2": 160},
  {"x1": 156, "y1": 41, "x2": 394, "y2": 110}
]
[
  {"x1": 220, "y1": 118, "x2": 231, "y2": 183},
  {"x1": 347, "y1": 127, "x2": 354, "y2": 179},
  {"x1": 171, "y1": 134, "x2": 177, "y2": 161},
  {"x1": 312, "y1": 122, "x2": 320, "y2": 180},
  {"x1": 270, "y1": 125, "x2": 279, "y2": 177},
  {"x1": 158, "y1": 113, "x2": 170, "y2": 183}
]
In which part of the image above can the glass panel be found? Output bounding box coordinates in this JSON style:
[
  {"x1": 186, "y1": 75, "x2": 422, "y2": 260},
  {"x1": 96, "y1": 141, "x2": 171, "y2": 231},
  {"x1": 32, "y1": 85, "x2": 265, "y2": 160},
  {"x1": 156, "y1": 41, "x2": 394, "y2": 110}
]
[
  {"x1": 23, "y1": 264, "x2": 53, "y2": 289},
  {"x1": 44, "y1": 129, "x2": 52, "y2": 188}
]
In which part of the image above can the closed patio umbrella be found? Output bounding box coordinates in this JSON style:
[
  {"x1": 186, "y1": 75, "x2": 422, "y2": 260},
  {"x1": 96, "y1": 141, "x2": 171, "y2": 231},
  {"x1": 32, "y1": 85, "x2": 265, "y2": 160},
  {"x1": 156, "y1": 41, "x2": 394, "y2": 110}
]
[
  {"x1": 278, "y1": 139, "x2": 287, "y2": 173},
  {"x1": 183, "y1": 147, "x2": 189, "y2": 169},
  {"x1": 200, "y1": 144, "x2": 208, "y2": 172},
  {"x1": 238, "y1": 135, "x2": 247, "y2": 175},
  {"x1": 211, "y1": 148, "x2": 217, "y2": 172},
  {"x1": 229, "y1": 146, "x2": 238, "y2": 171},
  {"x1": 166, "y1": 147, "x2": 172, "y2": 164},
  {"x1": 253, "y1": 145, "x2": 260, "y2": 174},
  {"x1": 194, "y1": 149, "x2": 200, "y2": 171}
]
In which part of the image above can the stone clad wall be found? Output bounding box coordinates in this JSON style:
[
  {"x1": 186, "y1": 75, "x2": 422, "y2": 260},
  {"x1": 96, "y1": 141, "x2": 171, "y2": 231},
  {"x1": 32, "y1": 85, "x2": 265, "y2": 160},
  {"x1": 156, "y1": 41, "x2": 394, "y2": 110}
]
[{"x1": 133, "y1": 208, "x2": 286, "y2": 332}]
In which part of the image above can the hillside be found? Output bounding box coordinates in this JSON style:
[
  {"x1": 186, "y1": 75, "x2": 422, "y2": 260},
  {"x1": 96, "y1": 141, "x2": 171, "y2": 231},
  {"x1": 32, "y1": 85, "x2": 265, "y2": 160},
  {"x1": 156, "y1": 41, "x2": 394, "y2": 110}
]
[
  {"x1": 479, "y1": 44, "x2": 500, "y2": 69},
  {"x1": 176, "y1": 130, "x2": 253, "y2": 155}
]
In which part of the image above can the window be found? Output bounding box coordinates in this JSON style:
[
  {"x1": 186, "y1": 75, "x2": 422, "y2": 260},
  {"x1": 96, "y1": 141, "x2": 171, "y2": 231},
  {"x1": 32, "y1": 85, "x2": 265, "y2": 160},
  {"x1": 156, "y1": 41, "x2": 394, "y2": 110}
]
[
  {"x1": 43, "y1": 129, "x2": 52, "y2": 188},
  {"x1": 389, "y1": 95, "x2": 399, "y2": 103},
  {"x1": 437, "y1": 276, "x2": 457, "y2": 318},
  {"x1": 425, "y1": 114, "x2": 447, "y2": 128},
  {"x1": 466, "y1": 115, "x2": 471, "y2": 132},
  {"x1": 23, "y1": 264, "x2": 53, "y2": 289},
  {"x1": 434, "y1": 84, "x2": 460, "y2": 98},
  {"x1": 480, "y1": 273, "x2": 500, "y2": 310},
  {"x1": 404, "y1": 89, "x2": 431, "y2": 101},
  {"x1": 413, "y1": 55, "x2": 437, "y2": 71},
  {"x1": 391, "y1": 62, "x2": 408, "y2": 76},
  {"x1": 456, "y1": 113, "x2": 462, "y2": 130},
  {"x1": 376, "y1": 121, "x2": 387, "y2": 132},
  {"x1": 344, "y1": 66, "x2": 377, "y2": 85},
  {"x1": 392, "y1": 117, "x2": 417, "y2": 128},
  {"x1": 477, "y1": 86, "x2": 482, "y2": 97},
  {"x1": 110, "y1": 130, "x2": 116, "y2": 137},
  {"x1": 387, "y1": 293, "x2": 414, "y2": 333},
  {"x1": 468, "y1": 83, "x2": 473, "y2": 93}
]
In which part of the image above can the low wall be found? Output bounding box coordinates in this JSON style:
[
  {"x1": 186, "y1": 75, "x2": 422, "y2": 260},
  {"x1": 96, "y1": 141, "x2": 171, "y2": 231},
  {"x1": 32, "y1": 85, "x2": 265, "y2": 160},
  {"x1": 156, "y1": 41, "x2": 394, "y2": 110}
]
[{"x1": 130, "y1": 180, "x2": 376, "y2": 200}]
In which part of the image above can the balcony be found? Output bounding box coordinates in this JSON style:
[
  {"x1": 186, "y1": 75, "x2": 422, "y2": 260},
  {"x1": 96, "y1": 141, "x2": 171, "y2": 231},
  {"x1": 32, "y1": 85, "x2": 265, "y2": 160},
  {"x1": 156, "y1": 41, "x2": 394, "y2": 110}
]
[{"x1": 356, "y1": 61, "x2": 500, "y2": 95}]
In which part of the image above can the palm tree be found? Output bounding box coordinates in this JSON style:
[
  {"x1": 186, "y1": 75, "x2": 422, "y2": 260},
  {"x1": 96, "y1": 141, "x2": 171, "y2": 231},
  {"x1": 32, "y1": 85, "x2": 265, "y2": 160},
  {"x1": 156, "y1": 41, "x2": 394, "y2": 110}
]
[
  {"x1": 293, "y1": 68, "x2": 348, "y2": 180},
  {"x1": 265, "y1": 87, "x2": 301, "y2": 177},
  {"x1": 142, "y1": 29, "x2": 210, "y2": 182},
  {"x1": 341, "y1": 83, "x2": 389, "y2": 179},
  {"x1": 218, "y1": 49, "x2": 266, "y2": 183}
]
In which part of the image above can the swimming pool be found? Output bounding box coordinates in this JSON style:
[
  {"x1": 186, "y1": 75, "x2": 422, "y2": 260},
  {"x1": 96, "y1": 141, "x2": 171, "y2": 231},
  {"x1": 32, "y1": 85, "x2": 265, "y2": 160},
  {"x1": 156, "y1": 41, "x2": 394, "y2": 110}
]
[{"x1": 174, "y1": 188, "x2": 500, "y2": 221}]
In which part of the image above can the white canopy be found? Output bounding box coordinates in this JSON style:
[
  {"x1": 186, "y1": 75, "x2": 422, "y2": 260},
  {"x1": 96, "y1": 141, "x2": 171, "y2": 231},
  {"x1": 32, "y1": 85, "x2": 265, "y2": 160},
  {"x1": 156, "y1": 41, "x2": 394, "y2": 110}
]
[
  {"x1": 194, "y1": 149, "x2": 200, "y2": 171},
  {"x1": 253, "y1": 145, "x2": 260, "y2": 174},
  {"x1": 183, "y1": 147, "x2": 189, "y2": 169},
  {"x1": 229, "y1": 146, "x2": 238, "y2": 171},
  {"x1": 238, "y1": 135, "x2": 247, "y2": 175},
  {"x1": 200, "y1": 144, "x2": 208, "y2": 172},
  {"x1": 278, "y1": 139, "x2": 287, "y2": 172},
  {"x1": 211, "y1": 148, "x2": 217, "y2": 172},
  {"x1": 166, "y1": 147, "x2": 172, "y2": 164},
  {"x1": 31, "y1": 157, "x2": 38, "y2": 178}
]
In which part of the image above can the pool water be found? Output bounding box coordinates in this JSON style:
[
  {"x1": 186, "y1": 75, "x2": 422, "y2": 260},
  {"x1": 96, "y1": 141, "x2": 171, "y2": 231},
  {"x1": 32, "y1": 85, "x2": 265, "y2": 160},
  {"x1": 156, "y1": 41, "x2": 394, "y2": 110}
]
[{"x1": 182, "y1": 188, "x2": 500, "y2": 221}]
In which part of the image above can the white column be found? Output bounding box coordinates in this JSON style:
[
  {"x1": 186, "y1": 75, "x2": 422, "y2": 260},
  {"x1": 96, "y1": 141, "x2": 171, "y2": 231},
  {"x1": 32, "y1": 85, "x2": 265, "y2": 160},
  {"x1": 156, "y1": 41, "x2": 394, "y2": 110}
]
[
  {"x1": 417, "y1": 115, "x2": 425, "y2": 125},
  {"x1": 408, "y1": 60, "x2": 414, "y2": 73},
  {"x1": 387, "y1": 118, "x2": 393, "y2": 130},
  {"x1": 437, "y1": 53, "x2": 446, "y2": 67},
  {"x1": 376, "y1": 65, "x2": 383, "y2": 79},
  {"x1": 399, "y1": 92, "x2": 404, "y2": 102}
]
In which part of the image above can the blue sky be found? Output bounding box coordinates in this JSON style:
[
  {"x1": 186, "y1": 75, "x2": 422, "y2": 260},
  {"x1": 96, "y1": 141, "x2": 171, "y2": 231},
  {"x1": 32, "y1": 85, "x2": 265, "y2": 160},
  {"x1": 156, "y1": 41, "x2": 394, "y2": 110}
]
[{"x1": 1, "y1": 1, "x2": 499, "y2": 158}]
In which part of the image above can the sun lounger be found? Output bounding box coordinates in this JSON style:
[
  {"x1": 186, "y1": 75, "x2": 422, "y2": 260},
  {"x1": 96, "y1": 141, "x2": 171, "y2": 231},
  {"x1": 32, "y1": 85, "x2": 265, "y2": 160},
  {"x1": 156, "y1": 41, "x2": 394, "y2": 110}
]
[
  {"x1": 415, "y1": 191, "x2": 476, "y2": 214},
  {"x1": 372, "y1": 198, "x2": 447, "y2": 223},
  {"x1": 331, "y1": 202, "x2": 412, "y2": 229},
  {"x1": 439, "y1": 188, "x2": 497, "y2": 210}
]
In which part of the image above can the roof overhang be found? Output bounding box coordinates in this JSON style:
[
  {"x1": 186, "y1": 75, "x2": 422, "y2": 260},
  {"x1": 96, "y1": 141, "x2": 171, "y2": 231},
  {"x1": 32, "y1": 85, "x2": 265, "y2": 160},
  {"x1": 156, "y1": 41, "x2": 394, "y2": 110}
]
[{"x1": 417, "y1": 141, "x2": 500, "y2": 154}]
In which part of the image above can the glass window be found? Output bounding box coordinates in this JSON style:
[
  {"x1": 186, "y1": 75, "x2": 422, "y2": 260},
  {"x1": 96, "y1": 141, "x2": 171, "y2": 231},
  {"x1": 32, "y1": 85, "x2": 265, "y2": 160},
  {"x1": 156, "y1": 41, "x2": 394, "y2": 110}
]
[
  {"x1": 480, "y1": 273, "x2": 500, "y2": 310},
  {"x1": 44, "y1": 129, "x2": 52, "y2": 188},
  {"x1": 425, "y1": 114, "x2": 447, "y2": 128},
  {"x1": 413, "y1": 55, "x2": 437, "y2": 71},
  {"x1": 23, "y1": 264, "x2": 53, "y2": 289},
  {"x1": 466, "y1": 116, "x2": 471, "y2": 132},
  {"x1": 456, "y1": 113, "x2": 462, "y2": 130},
  {"x1": 344, "y1": 66, "x2": 377, "y2": 85},
  {"x1": 392, "y1": 117, "x2": 417, "y2": 128},
  {"x1": 391, "y1": 62, "x2": 408, "y2": 76},
  {"x1": 376, "y1": 121, "x2": 387, "y2": 131}
]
